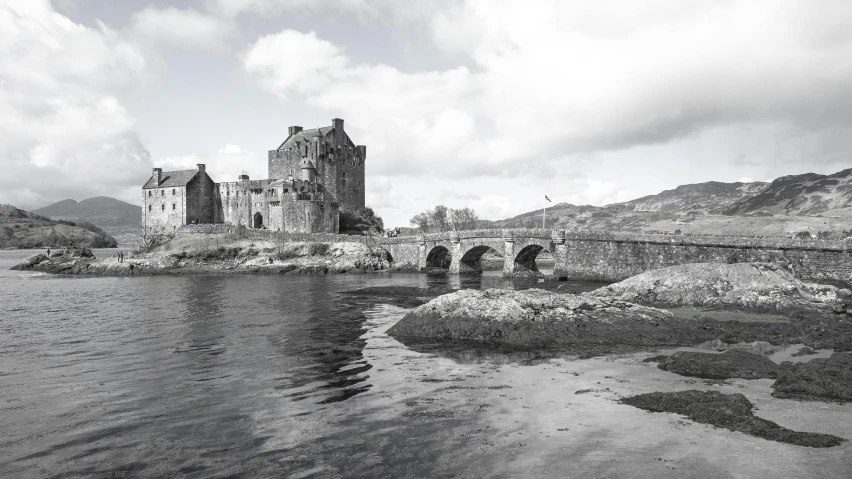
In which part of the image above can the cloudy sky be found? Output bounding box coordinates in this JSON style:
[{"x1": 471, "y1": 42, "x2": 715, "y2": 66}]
[{"x1": 2, "y1": 0, "x2": 852, "y2": 227}]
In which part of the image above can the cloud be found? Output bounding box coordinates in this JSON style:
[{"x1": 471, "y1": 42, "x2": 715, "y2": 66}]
[
  {"x1": 128, "y1": 6, "x2": 235, "y2": 53},
  {"x1": 0, "y1": 0, "x2": 152, "y2": 209},
  {"x1": 208, "y1": 0, "x2": 450, "y2": 25},
  {"x1": 243, "y1": 1, "x2": 852, "y2": 188},
  {"x1": 155, "y1": 145, "x2": 265, "y2": 184}
]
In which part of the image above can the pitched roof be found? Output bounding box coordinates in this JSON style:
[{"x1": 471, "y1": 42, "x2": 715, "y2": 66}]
[
  {"x1": 143, "y1": 169, "x2": 198, "y2": 189},
  {"x1": 278, "y1": 126, "x2": 334, "y2": 150}
]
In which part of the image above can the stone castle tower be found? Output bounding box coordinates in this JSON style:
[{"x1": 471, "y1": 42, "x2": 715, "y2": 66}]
[{"x1": 142, "y1": 118, "x2": 366, "y2": 234}]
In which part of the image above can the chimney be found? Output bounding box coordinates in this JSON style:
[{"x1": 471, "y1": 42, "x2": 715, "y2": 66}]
[
  {"x1": 357, "y1": 145, "x2": 366, "y2": 158},
  {"x1": 288, "y1": 126, "x2": 303, "y2": 137},
  {"x1": 197, "y1": 164, "x2": 206, "y2": 173},
  {"x1": 332, "y1": 118, "x2": 344, "y2": 132},
  {"x1": 238, "y1": 170, "x2": 249, "y2": 181},
  {"x1": 152, "y1": 168, "x2": 162, "y2": 186}
]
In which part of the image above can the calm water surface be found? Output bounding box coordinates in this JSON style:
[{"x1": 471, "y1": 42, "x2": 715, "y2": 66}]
[{"x1": 1, "y1": 249, "x2": 851, "y2": 478}]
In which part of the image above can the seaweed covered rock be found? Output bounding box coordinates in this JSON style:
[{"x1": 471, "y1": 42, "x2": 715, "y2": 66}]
[
  {"x1": 772, "y1": 353, "x2": 852, "y2": 403},
  {"x1": 590, "y1": 263, "x2": 851, "y2": 313},
  {"x1": 621, "y1": 390, "x2": 844, "y2": 447},
  {"x1": 387, "y1": 288, "x2": 717, "y2": 348},
  {"x1": 650, "y1": 349, "x2": 779, "y2": 380},
  {"x1": 11, "y1": 248, "x2": 97, "y2": 273}
]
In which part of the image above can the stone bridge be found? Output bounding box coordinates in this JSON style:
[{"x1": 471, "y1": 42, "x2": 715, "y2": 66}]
[{"x1": 375, "y1": 228, "x2": 852, "y2": 285}]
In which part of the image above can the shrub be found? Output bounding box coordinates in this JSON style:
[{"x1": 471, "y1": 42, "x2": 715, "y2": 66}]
[{"x1": 307, "y1": 243, "x2": 330, "y2": 256}]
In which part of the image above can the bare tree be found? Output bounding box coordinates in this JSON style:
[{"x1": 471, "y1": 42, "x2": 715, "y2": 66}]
[
  {"x1": 432, "y1": 205, "x2": 450, "y2": 232},
  {"x1": 450, "y1": 207, "x2": 480, "y2": 231},
  {"x1": 409, "y1": 212, "x2": 431, "y2": 232}
]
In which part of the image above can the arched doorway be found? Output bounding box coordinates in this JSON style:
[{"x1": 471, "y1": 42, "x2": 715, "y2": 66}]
[
  {"x1": 253, "y1": 212, "x2": 263, "y2": 229},
  {"x1": 425, "y1": 245, "x2": 452, "y2": 271}
]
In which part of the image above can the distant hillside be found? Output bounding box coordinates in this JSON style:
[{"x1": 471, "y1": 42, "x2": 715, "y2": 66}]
[
  {"x1": 33, "y1": 196, "x2": 140, "y2": 229},
  {"x1": 618, "y1": 181, "x2": 768, "y2": 215},
  {"x1": 724, "y1": 168, "x2": 852, "y2": 216},
  {"x1": 494, "y1": 167, "x2": 852, "y2": 235},
  {"x1": 0, "y1": 204, "x2": 118, "y2": 249}
]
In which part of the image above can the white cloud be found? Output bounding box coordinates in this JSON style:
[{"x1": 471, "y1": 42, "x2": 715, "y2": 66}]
[
  {"x1": 243, "y1": 1, "x2": 852, "y2": 187},
  {"x1": 208, "y1": 0, "x2": 450, "y2": 24},
  {"x1": 155, "y1": 145, "x2": 264, "y2": 184},
  {"x1": 128, "y1": 6, "x2": 235, "y2": 52},
  {"x1": 738, "y1": 177, "x2": 754, "y2": 183},
  {"x1": 0, "y1": 0, "x2": 152, "y2": 209}
]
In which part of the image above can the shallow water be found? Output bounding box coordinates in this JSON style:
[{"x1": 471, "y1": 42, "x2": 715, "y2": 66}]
[{"x1": 1, "y1": 249, "x2": 850, "y2": 478}]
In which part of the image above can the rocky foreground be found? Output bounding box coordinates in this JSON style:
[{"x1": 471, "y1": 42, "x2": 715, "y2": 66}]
[
  {"x1": 590, "y1": 262, "x2": 851, "y2": 313},
  {"x1": 11, "y1": 239, "x2": 392, "y2": 275},
  {"x1": 621, "y1": 390, "x2": 845, "y2": 448},
  {"x1": 386, "y1": 288, "x2": 718, "y2": 349}
]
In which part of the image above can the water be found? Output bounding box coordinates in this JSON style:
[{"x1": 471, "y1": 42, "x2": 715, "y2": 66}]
[{"x1": 1, "y1": 250, "x2": 850, "y2": 478}]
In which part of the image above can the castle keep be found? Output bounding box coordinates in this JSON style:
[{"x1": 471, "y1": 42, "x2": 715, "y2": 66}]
[{"x1": 142, "y1": 118, "x2": 366, "y2": 234}]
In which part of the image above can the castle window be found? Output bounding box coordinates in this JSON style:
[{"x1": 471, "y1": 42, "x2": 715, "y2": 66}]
[
  {"x1": 172, "y1": 189, "x2": 176, "y2": 195},
  {"x1": 161, "y1": 204, "x2": 165, "y2": 211},
  {"x1": 342, "y1": 179, "x2": 346, "y2": 187},
  {"x1": 148, "y1": 205, "x2": 152, "y2": 211},
  {"x1": 161, "y1": 190, "x2": 164, "y2": 196},
  {"x1": 148, "y1": 191, "x2": 152, "y2": 197},
  {"x1": 284, "y1": 188, "x2": 288, "y2": 193},
  {"x1": 172, "y1": 204, "x2": 176, "y2": 210}
]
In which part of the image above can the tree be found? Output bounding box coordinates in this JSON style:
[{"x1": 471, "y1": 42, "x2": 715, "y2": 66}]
[
  {"x1": 409, "y1": 212, "x2": 431, "y2": 233},
  {"x1": 432, "y1": 205, "x2": 450, "y2": 232},
  {"x1": 340, "y1": 207, "x2": 384, "y2": 235},
  {"x1": 449, "y1": 207, "x2": 480, "y2": 231},
  {"x1": 795, "y1": 231, "x2": 813, "y2": 239}
]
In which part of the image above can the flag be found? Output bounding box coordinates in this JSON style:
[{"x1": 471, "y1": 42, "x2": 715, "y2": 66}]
[{"x1": 545, "y1": 195, "x2": 551, "y2": 202}]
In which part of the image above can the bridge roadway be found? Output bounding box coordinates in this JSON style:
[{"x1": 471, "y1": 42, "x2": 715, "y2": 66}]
[{"x1": 375, "y1": 228, "x2": 852, "y2": 283}]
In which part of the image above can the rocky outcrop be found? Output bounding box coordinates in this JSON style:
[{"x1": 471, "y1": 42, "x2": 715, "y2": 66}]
[
  {"x1": 647, "y1": 350, "x2": 779, "y2": 380},
  {"x1": 590, "y1": 263, "x2": 851, "y2": 313},
  {"x1": 621, "y1": 390, "x2": 844, "y2": 447},
  {"x1": 387, "y1": 289, "x2": 717, "y2": 349},
  {"x1": 11, "y1": 248, "x2": 96, "y2": 274},
  {"x1": 772, "y1": 353, "x2": 852, "y2": 403}
]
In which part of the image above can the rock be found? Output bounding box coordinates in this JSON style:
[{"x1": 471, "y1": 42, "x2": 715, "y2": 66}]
[
  {"x1": 772, "y1": 353, "x2": 852, "y2": 403},
  {"x1": 11, "y1": 253, "x2": 47, "y2": 270},
  {"x1": 791, "y1": 346, "x2": 818, "y2": 357},
  {"x1": 652, "y1": 349, "x2": 779, "y2": 380},
  {"x1": 621, "y1": 390, "x2": 844, "y2": 447},
  {"x1": 387, "y1": 288, "x2": 717, "y2": 349},
  {"x1": 590, "y1": 263, "x2": 851, "y2": 313},
  {"x1": 344, "y1": 286, "x2": 459, "y2": 308}
]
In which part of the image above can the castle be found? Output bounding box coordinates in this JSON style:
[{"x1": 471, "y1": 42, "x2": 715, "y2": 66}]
[{"x1": 142, "y1": 118, "x2": 365, "y2": 234}]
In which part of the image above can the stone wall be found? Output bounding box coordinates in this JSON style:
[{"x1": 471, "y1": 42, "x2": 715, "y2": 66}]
[
  {"x1": 375, "y1": 229, "x2": 852, "y2": 283},
  {"x1": 186, "y1": 171, "x2": 216, "y2": 224},
  {"x1": 142, "y1": 185, "x2": 186, "y2": 235},
  {"x1": 177, "y1": 224, "x2": 373, "y2": 244},
  {"x1": 556, "y1": 233, "x2": 852, "y2": 284},
  {"x1": 282, "y1": 201, "x2": 339, "y2": 233}
]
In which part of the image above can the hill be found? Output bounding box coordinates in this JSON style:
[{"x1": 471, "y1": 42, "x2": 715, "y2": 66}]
[
  {"x1": 0, "y1": 204, "x2": 118, "y2": 249},
  {"x1": 724, "y1": 168, "x2": 852, "y2": 216},
  {"x1": 494, "y1": 167, "x2": 852, "y2": 235},
  {"x1": 33, "y1": 196, "x2": 141, "y2": 229},
  {"x1": 619, "y1": 181, "x2": 768, "y2": 215}
]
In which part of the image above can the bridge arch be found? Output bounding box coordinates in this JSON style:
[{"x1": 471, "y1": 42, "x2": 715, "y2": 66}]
[
  {"x1": 510, "y1": 238, "x2": 554, "y2": 276},
  {"x1": 425, "y1": 245, "x2": 452, "y2": 270},
  {"x1": 458, "y1": 245, "x2": 497, "y2": 273}
]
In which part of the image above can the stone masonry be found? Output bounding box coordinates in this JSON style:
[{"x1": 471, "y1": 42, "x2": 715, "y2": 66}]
[{"x1": 142, "y1": 118, "x2": 364, "y2": 234}]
